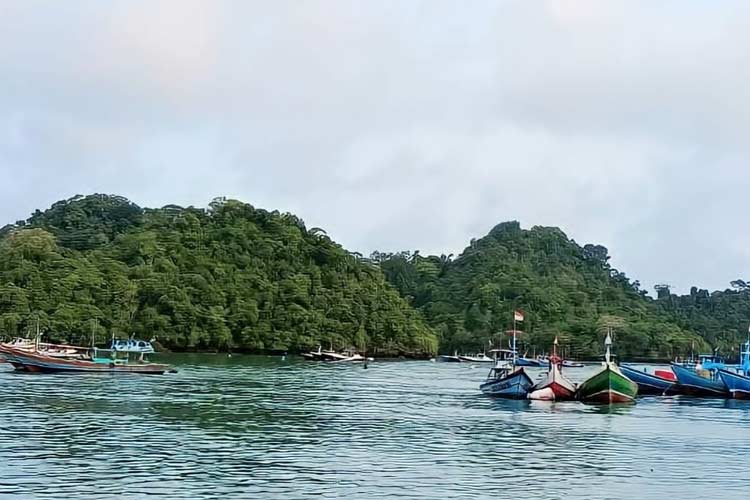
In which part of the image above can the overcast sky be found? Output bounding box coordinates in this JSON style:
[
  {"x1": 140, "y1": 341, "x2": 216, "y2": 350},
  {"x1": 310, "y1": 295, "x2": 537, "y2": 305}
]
[{"x1": 0, "y1": 1, "x2": 748, "y2": 294}]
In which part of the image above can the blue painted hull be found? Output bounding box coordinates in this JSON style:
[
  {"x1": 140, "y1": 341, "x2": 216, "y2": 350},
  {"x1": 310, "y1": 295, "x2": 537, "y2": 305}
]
[
  {"x1": 515, "y1": 358, "x2": 542, "y2": 367},
  {"x1": 718, "y1": 370, "x2": 750, "y2": 399},
  {"x1": 480, "y1": 368, "x2": 534, "y2": 399},
  {"x1": 671, "y1": 363, "x2": 728, "y2": 397},
  {"x1": 620, "y1": 365, "x2": 674, "y2": 395}
]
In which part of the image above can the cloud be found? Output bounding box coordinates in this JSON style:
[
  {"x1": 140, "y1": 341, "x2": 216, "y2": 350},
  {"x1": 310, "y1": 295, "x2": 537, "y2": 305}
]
[{"x1": 0, "y1": 1, "x2": 748, "y2": 293}]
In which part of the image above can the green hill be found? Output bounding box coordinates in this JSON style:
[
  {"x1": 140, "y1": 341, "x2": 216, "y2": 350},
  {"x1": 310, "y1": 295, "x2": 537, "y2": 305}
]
[
  {"x1": 0, "y1": 194, "x2": 437, "y2": 355},
  {"x1": 375, "y1": 221, "x2": 708, "y2": 359},
  {"x1": 654, "y1": 282, "x2": 750, "y2": 356}
]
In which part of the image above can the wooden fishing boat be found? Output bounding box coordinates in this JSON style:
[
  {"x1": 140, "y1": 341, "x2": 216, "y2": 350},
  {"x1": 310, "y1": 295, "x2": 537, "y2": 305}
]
[
  {"x1": 718, "y1": 370, "x2": 750, "y2": 399},
  {"x1": 576, "y1": 331, "x2": 638, "y2": 403},
  {"x1": 620, "y1": 365, "x2": 675, "y2": 395},
  {"x1": 716, "y1": 337, "x2": 750, "y2": 399},
  {"x1": 480, "y1": 311, "x2": 533, "y2": 399},
  {"x1": 528, "y1": 338, "x2": 576, "y2": 401},
  {"x1": 670, "y1": 363, "x2": 728, "y2": 397},
  {"x1": 0, "y1": 345, "x2": 171, "y2": 374},
  {"x1": 480, "y1": 364, "x2": 534, "y2": 398}
]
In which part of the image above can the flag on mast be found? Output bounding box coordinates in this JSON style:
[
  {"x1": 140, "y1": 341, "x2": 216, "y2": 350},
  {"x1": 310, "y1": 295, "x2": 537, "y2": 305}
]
[
  {"x1": 554, "y1": 336, "x2": 559, "y2": 345},
  {"x1": 514, "y1": 310, "x2": 524, "y2": 322}
]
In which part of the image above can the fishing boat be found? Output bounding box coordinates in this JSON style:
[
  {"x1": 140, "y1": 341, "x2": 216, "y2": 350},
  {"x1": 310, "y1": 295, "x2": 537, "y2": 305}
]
[
  {"x1": 480, "y1": 311, "x2": 534, "y2": 399},
  {"x1": 301, "y1": 346, "x2": 370, "y2": 362},
  {"x1": 620, "y1": 365, "x2": 675, "y2": 395},
  {"x1": 111, "y1": 338, "x2": 155, "y2": 353},
  {"x1": 0, "y1": 344, "x2": 171, "y2": 374},
  {"x1": 458, "y1": 353, "x2": 494, "y2": 363},
  {"x1": 438, "y1": 351, "x2": 463, "y2": 363},
  {"x1": 515, "y1": 357, "x2": 543, "y2": 367},
  {"x1": 576, "y1": 331, "x2": 638, "y2": 403},
  {"x1": 528, "y1": 338, "x2": 576, "y2": 401},
  {"x1": 536, "y1": 356, "x2": 584, "y2": 368},
  {"x1": 670, "y1": 362, "x2": 728, "y2": 397},
  {"x1": 562, "y1": 360, "x2": 585, "y2": 368},
  {"x1": 717, "y1": 337, "x2": 750, "y2": 399}
]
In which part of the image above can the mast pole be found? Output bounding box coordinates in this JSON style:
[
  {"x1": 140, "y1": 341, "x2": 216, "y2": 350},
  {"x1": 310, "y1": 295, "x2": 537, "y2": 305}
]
[{"x1": 512, "y1": 314, "x2": 517, "y2": 365}]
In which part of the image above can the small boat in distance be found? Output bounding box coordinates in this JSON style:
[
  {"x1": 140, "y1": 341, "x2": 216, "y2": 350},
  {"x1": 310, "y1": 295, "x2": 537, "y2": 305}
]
[
  {"x1": 458, "y1": 353, "x2": 494, "y2": 363},
  {"x1": 576, "y1": 330, "x2": 638, "y2": 404},
  {"x1": 528, "y1": 337, "x2": 576, "y2": 401},
  {"x1": 620, "y1": 365, "x2": 675, "y2": 395},
  {"x1": 301, "y1": 346, "x2": 371, "y2": 363},
  {"x1": 111, "y1": 338, "x2": 155, "y2": 353},
  {"x1": 438, "y1": 351, "x2": 463, "y2": 363}
]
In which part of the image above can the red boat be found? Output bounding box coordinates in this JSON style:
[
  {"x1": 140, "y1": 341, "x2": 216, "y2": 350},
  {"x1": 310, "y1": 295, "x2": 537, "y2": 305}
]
[{"x1": 528, "y1": 338, "x2": 577, "y2": 401}]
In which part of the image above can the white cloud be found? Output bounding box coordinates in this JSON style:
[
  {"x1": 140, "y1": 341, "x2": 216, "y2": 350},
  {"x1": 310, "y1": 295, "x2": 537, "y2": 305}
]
[{"x1": 0, "y1": 0, "x2": 749, "y2": 292}]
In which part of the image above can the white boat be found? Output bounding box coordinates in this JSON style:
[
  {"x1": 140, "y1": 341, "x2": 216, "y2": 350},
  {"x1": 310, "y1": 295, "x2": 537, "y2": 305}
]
[
  {"x1": 302, "y1": 346, "x2": 370, "y2": 362},
  {"x1": 458, "y1": 353, "x2": 494, "y2": 363}
]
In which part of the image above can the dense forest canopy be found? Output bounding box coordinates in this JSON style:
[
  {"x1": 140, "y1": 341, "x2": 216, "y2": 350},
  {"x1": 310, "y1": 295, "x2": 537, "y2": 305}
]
[
  {"x1": 0, "y1": 194, "x2": 437, "y2": 355},
  {"x1": 0, "y1": 195, "x2": 747, "y2": 359},
  {"x1": 374, "y1": 221, "x2": 742, "y2": 360}
]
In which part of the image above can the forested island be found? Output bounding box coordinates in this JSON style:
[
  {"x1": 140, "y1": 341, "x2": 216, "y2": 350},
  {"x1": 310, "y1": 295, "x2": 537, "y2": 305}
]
[{"x1": 0, "y1": 194, "x2": 747, "y2": 359}]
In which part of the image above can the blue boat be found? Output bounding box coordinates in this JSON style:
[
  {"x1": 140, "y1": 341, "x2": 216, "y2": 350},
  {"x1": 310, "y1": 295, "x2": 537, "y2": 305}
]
[
  {"x1": 718, "y1": 370, "x2": 750, "y2": 399},
  {"x1": 620, "y1": 365, "x2": 675, "y2": 395},
  {"x1": 480, "y1": 313, "x2": 533, "y2": 399},
  {"x1": 717, "y1": 339, "x2": 750, "y2": 399},
  {"x1": 515, "y1": 357, "x2": 542, "y2": 367},
  {"x1": 480, "y1": 364, "x2": 534, "y2": 398},
  {"x1": 671, "y1": 362, "x2": 728, "y2": 397}
]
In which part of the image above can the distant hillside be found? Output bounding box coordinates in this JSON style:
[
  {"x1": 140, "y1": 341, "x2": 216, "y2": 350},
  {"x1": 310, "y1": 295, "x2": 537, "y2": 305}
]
[
  {"x1": 654, "y1": 282, "x2": 750, "y2": 356},
  {"x1": 375, "y1": 221, "x2": 708, "y2": 359},
  {"x1": 0, "y1": 194, "x2": 437, "y2": 355}
]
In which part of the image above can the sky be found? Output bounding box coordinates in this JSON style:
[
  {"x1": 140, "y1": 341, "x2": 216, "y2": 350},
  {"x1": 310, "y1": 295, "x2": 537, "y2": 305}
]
[{"x1": 0, "y1": 0, "x2": 748, "y2": 294}]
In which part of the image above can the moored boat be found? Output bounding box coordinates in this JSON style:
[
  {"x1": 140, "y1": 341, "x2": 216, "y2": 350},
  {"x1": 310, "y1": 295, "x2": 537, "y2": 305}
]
[
  {"x1": 670, "y1": 363, "x2": 728, "y2": 397},
  {"x1": 718, "y1": 370, "x2": 750, "y2": 399},
  {"x1": 717, "y1": 337, "x2": 750, "y2": 399},
  {"x1": 620, "y1": 365, "x2": 675, "y2": 395},
  {"x1": 480, "y1": 310, "x2": 533, "y2": 399},
  {"x1": 458, "y1": 353, "x2": 494, "y2": 363},
  {"x1": 439, "y1": 352, "x2": 463, "y2": 363},
  {"x1": 480, "y1": 364, "x2": 534, "y2": 398},
  {"x1": 576, "y1": 331, "x2": 637, "y2": 403},
  {"x1": 515, "y1": 357, "x2": 542, "y2": 367},
  {"x1": 0, "y1": 344, "x2": 171, "y2": 374},
  {"x1": 528, "y1": 338, "x2": 576, "y2": 401}
]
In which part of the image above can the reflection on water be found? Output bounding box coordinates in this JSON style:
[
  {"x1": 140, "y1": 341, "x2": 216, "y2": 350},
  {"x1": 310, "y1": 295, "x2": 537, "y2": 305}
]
[{"x1": 1, "y1": 356, "x2": 749, "y2": 498}]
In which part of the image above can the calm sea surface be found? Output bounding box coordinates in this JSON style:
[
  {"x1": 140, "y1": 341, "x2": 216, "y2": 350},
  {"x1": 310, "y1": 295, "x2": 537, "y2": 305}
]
[{"x1": 1, "y1": 355, "x2": 749, "y2": 499}]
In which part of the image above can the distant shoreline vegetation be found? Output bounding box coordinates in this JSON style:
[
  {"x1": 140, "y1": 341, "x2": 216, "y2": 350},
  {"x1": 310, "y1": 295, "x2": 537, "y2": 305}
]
[{"x1": 0, "y1": 194, "x2": 746, "y2": 360}]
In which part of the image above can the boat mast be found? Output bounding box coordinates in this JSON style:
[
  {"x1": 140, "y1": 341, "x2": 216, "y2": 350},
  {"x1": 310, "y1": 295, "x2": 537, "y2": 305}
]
[
  {"x1": 604, "y1": 327, "x2": 612, "y2": 364},
  {"x1": 512, "y1": 313, "x2": 517, "y2": 366},
  {"x1": 35, "y1": 315, "x2": 40, "y2": 352}
]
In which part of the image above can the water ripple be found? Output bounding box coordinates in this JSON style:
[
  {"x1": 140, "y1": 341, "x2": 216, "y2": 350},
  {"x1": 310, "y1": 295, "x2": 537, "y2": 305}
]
[{"x1": 1, "y1": 357, "x2": 749, "y2": 498}]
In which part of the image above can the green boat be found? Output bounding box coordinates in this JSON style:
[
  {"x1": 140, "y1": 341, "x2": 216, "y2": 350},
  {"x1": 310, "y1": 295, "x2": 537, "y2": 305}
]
[{"x1": 576, "y1": 331, "x2": 638, "y2": 403}]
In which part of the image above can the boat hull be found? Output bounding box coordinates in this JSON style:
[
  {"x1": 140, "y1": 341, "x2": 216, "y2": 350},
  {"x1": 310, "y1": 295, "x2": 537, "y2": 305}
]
[
  {"x1": 480, "y1": 368, "x2": 534, "y2": 399},
  {"x1": 576, "y1": 364, "x2": 638, "y2": 403},
  {"x1": 620, "y1": 365, "x2": 675, "y2": 395},
  {"x1": 671, "y1": 363, "x2": 728, "y2": 397},
  {"x1": 718, "y1": 369, "x2": 750, "y2": 399},
  {"x1": 515, "y1": 358, "x2": 542, "y2": 367},
  {"x1": 0, "y1": 346, "x2": 169, "y2": 374},
  {"x1": 530, "y1": 364, "x2": 576, "y2": 400},
  {"x1": 439, "y1": 355, "x2": 462, "y2": 363}
]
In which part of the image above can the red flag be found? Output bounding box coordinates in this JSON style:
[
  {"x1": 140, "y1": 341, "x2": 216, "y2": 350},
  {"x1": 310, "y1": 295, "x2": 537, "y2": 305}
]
[{"x1": 514, "y1": 310, "x2": 524, "y2": 322}]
